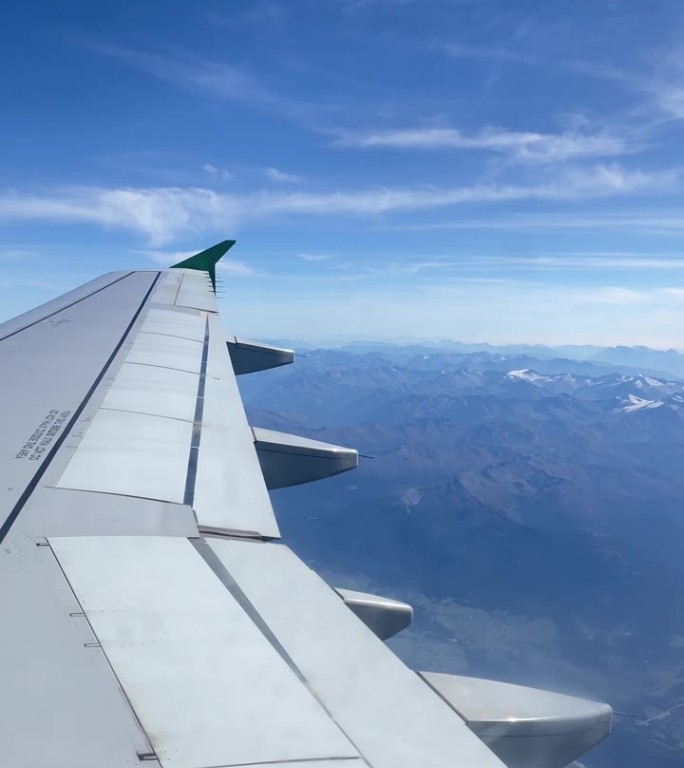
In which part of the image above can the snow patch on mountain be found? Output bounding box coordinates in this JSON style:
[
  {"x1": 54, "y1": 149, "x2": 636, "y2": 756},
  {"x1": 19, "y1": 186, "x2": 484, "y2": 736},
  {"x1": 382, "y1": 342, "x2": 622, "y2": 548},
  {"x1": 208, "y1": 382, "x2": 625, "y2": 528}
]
[
  {"x1": 617, "y1": 374, "x2": 669, "y2": 388},
  {"x1": 618, "y1": 394, "x2": 665, "y2": 413},
  {"x1": 507, "y1": 369, "x2": 552, "y2": 383}
]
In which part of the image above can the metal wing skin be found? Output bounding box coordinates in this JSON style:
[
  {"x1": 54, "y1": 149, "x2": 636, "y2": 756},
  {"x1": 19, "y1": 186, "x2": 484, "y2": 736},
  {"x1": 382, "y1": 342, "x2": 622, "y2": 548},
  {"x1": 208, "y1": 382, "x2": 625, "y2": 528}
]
[{"x1": 0, "y1": 242, "x2": 611, "y2": 768}]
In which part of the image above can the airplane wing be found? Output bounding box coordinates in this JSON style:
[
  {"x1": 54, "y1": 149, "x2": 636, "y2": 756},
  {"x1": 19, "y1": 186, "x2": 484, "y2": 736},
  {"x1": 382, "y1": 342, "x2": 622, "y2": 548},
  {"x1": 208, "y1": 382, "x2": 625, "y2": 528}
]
[{"x1": 0, "y1": 241, "x2": 611, "y2": 768}]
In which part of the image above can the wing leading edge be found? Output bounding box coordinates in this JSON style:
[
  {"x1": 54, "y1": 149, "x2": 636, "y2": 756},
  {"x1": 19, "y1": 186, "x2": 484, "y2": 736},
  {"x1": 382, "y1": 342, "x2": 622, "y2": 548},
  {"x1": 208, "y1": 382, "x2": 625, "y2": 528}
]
[{"x1": 0, "y1": 241, "x2": 611, "y2": 768}]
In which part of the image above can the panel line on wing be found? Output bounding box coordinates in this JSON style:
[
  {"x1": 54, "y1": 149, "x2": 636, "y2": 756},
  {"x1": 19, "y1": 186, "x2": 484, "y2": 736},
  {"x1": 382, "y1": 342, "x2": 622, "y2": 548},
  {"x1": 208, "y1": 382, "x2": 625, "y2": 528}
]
[
  {"x1": 183, "y1": 319, "x2": 210, "y2": 507},
  {"x1": 125, "y1": 361, "x2": 202, "y2": 375},
  {"x1": 0, "y1": 272, "x2": 162, "y2": 545},
  {"x1": 200, "y1": 758, "x2": 363, "y2": 768},
  {"x1": 192, "y1": 539, "x2": 373, "y2": 768},
  {"x1": 99, "y1": 407, "x2": 195, "y2": 425},
  {"x1": 134, "y1": 330, "x2": 208, "y2": 343},
  {"x1": 173, "y1": 273, "x2": 184, "y2": 305}
]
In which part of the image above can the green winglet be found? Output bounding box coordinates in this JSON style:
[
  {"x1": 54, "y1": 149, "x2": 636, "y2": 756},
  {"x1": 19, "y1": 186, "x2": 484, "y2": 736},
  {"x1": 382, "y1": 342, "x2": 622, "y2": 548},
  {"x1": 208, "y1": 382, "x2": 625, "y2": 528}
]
[{"x1": 170, "y1": 239, "x2": 236, "y2": 291}]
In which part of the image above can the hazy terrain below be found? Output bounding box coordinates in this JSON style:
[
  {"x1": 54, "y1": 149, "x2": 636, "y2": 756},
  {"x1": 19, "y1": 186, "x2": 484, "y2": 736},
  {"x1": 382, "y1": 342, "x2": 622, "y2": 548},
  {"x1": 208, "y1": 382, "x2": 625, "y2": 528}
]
[{"x1": 240, "y1": 344, "x2": 684, "y2": 768}]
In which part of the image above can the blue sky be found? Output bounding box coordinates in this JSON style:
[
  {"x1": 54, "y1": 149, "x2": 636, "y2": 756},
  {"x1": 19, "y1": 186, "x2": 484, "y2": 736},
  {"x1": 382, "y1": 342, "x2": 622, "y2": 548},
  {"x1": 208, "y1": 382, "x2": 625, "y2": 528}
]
[{"x1": 3, "y1": 0, "x2": 684, "y2": 346}]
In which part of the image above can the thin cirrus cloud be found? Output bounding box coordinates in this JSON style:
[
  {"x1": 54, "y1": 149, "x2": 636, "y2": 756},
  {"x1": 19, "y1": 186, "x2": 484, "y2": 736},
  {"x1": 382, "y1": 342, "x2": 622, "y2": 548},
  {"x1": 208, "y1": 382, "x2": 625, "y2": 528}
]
[
  {"x1": 352, "y1": 254, "x2": 684, "y2": 276},
  {"x1": 517, "y1": 255, "x2": 684, "y2": 270},
  {"x1": 442, "y1": 39, "x2": 684, "y2": 124},
  {"x1": 336, "y1": 126, "x2": 632, "y2": 164},
  {"x1": 442, "y1": 43, "x2": 539, "y2": 65},
  {"x1": 202, "y1": 163, "x2": 233, "y2": 180},
  {"x1": 578, "y1": 286, "x2": 652, "y2": 305},
  {"x1": 265, "y1": 167, "x2": 303, "y2": 183},
  {"x1": 94, "y1": 46, "x2": 330, "y2": 125},
  {"x1": 386, "y1": 209, "x2": 684, "y2": 233},
  {"x1": 564, "y1": 59, "x2": 684, "y2": 122},
  {"x1": 460, "y1": 254, "x2": 684, "y2": 271},
  {"x1": 0, "y1": 164, "x2": 674, "y2": 244},
  {"x1": 96, "y1": 46, "x2": 273, "y2": 106}
]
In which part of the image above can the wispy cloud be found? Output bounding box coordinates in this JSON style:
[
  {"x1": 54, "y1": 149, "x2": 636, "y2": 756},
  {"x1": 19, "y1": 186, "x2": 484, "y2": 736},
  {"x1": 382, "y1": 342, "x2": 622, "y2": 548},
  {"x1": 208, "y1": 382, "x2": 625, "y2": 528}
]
[
  {"x1": 332, "y1": 0, "x2": 432, "y2": 12},
  {"x1": 468, "y1": 254, "x2": 684, "y2": 271},
  {"x1": 577, "y1": 286, "x2": 652, "y2": 305},
  {"x1": 298, "y1": 253, "x2": 334, "y2": 261},
  {"x1": 202, "y1": 163, "x2": 233, "y2": 181},
  {"x1": 638, "y1": 48, "x2": 684, "y2": 121},
  {"x1": 337, "y1": 126, "x2": 632, "y2": 164},
  {"x1": 97, "y1": 46, "x2": 273, "y2": 105},
  {"x1": 555, "y1": 283, "x2": 684, "y2": 307},
  {"x1": 0, "y1": 165, "x2": 674, "y2": 243},
  {"x1": 0, "y1": 247, "x2": 36, "y2": 261},
  {"x1": 265, "y1": 166, "x2": 302, "y2": 183},
  {"x1": 94, "y1": 46, "x2": 332, "y2": 126},
  {"x1": 562, "y1": 59, "x2": 684, "y2": 122},
  {"x1": 442, "y1": 39, "x2": 684, "y2": 125},
  {"x1": 506, "y1": 253, "x2": 684, "y2": 271},
  {"x1": 217, "y1": 259, "x2": 254, "y2": 276},
  {"x1": 349, "y1": 253, "x2": 684, "y2": 276},
  {"x1": 528, "y1": 47, "x2": 684, "y2": 124},
  {"x1": 390, "y1": 211, "x2": 684, "y2": 233},
  {"x1": 443, "y1": 43, "x2": 539, "y2": 65}
]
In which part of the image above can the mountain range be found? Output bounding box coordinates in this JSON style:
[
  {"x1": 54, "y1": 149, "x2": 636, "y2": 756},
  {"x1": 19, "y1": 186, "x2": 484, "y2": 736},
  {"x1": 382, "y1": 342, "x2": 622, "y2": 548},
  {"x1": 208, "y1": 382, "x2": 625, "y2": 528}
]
[{"x1": 240, "y1": 344, "x2": 684, "y2": 768}]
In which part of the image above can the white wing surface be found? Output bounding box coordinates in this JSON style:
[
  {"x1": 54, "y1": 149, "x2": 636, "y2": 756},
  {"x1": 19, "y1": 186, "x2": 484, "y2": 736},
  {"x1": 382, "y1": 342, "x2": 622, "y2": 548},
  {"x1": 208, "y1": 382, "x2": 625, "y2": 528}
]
[{"x1": 0, "y1": 241, "x2": 610, "y2": 768}]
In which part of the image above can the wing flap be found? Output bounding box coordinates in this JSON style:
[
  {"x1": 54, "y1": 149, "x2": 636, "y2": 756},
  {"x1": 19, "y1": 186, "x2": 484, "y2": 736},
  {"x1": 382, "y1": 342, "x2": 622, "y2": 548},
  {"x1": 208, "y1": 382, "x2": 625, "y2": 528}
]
[
  {"x1": 50, "y1": 297, "x2": 278, "y2": 536},
  {"x1": 174, "y1": 271, "x2": 218, "y2": 313},
  {"x1": 100, "y1": 363, "x2": 199, "y2": 422},
  {"x1": 151, "y1": 271, "x2": 183, "y2": 306},
  {"x1": 50, "y1": 535, "x2": 360, "y2": 768},
  {"x1": 57, "y1": 409, "x2": 193, "y2": 502},
  {"x1": 139, "y1": 306, "x2": 207, "y2": 341},
  {"x1": 126, "y1": 331, "x2": 204, "y2": 373},
  {"x1": 193, "y1": 313, "x2": 279, "y2": 537},
  {"x1": 207, "y1": 539, "x2": 506, "y2": 768},
  {"x1": 0, "y1": 533, "x2": 158, "y2": 768}
]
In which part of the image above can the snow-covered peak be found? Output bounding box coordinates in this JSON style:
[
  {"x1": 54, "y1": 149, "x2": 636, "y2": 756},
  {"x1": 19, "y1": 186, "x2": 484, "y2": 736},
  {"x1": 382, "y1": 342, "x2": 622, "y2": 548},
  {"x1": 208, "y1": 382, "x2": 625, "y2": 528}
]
[
  {"x1": 618, "y1": 394, "x2": 665, "y2": 413},
  {"x1": 617, "y1": 374, "x2": 668, "y2": 388},
  {"x1": 507, "y1": 369, "x2": 552, "y2": 383}
]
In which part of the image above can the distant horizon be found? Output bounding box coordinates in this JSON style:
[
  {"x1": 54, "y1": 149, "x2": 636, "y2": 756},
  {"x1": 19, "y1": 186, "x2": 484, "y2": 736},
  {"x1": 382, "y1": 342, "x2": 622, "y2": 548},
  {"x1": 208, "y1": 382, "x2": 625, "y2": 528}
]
[
  {"x1": 249, "y1": 337, "x2": 684, "y2": 381},
  {"x1": 265, "y1": 337, "x2": 684, "y2": 353}
]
